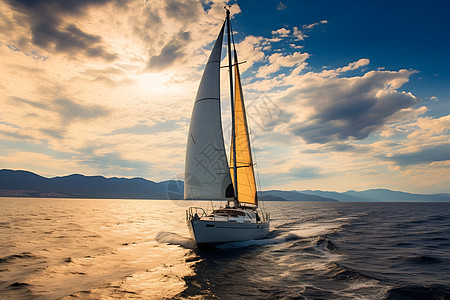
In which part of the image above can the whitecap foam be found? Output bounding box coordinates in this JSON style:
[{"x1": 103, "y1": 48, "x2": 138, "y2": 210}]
[
  {"x1": 277, "y1": 214, "x2": 360, "y2": 238},
  {"x1": 155, "y1": 232, "x2": 196, "y2": 249},
  {"x1": 286, "y1": 223, "x2": 341, "y2": 238}
]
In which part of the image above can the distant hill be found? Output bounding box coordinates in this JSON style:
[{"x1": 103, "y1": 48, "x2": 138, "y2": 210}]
[
  {"x1": 300, "y1": 190, "x2": 374, "y2": 202},
  {"x1": 1, "y1": 169, "x2": 449, "y2": 202},
  {"x1": 300, "y1": 189, "x2": 450, "y2": 202},
  {"x1": 343, "y1": 189, "x2": 450, "y2": 202},
  {"x1": 260, "y1": 190, "x2": 337, "y2": 202},
  {"x1": 0, "y1": 169, "x2": 167, "y2": 199}
]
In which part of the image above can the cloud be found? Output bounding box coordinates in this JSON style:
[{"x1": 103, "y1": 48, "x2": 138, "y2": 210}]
[
  {"x1": 303, "y1": 20, "x2": 328, "y2": 30},
  {"x1": 9, "y1": 96, "x2": 49, "y2": 110},
  {"x1": 148, "y1": 31, "x2": 191, "y2": 70},
  {"x1": 411, "y1": 115, "x2": 450, "y2": 137},
  {"x1": 4, "y1": 0, "x2": 117, "y2": 60},
  {"x1": 335, "y1": 58, "x2": 370, "y2": 73},
  {"x1": 40, "y1": 128, "x2": 65, "y2": 139},
  {"x1": 80, "y1": 67, "x2": 133, "y2": 85},
  {"x1": 110, "y1": 120, "x2": 181, "y2": 135},
  {"x1": 271, "y1": 28, "x2": 291, "y2": 37},
  {"x1": 52, "y1": 98, "x2": 110, "y2": 122},
  {"x1": 276, "y1": 68, "x2": 418, "y2": 143},
  {"x1": 276, "y1": 1, "x2": 287, "y2": 10},
  {"x1": 256, "y1": 51, "x2": 309, "y2": 78},
  {"x1": 0, "y1": 127, "x2": 33, "y2": 140},
  {"x1": 316, "y1": 142, "x2": 358, "y2": 153},
  {"x1": 286, "y1": 20, "x2": 328, "y2": 42},
  {"x1": 385, "y1": 143, "x2": 450, "y2": 166},
  {"x1": 78, "y1": 150, "x2": 151, "y2": 176},
  {"x1": 164, "y1": 0, "x2": 197, "y2": 21},
  {"x1": 137, "y1": 0, "x2": 235, "y2": 72},
  {"x1": 9, "y1": 96, "x2": 110, "y2": 123},
  {"x1": 286, "y1": 165, "x2": 323, "y2": 179},
  {"x1": 292, "y1": 27, "x2": 307, "y2": 41},
  {"x1": 85, "y1": 46, "x2": 116, "y2": 61},
  {"x1": 234, "y1": 35, "x2": 265, "y2": 74}
]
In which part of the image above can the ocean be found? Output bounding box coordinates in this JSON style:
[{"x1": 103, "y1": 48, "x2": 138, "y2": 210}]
[{"x1": 1, "y1": 198, "x2": 449, "y2": 299}]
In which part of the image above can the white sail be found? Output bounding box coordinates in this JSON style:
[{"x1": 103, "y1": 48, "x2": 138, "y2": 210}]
[{"x1": 184, "y1": 23, "x2": 234, "y2": 200}]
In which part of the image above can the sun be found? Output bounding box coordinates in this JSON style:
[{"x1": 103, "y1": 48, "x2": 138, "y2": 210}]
[{"x1": 135, "y1": 72, "x2": 173, "y2": 96}]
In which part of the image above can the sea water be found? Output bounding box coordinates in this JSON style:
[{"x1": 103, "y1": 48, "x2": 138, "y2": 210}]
[{"x1": 1, "y1": 198, "x2": 449, "y2": 299}]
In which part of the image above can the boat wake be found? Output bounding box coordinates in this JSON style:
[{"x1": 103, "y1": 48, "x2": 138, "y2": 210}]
[
  {"x1": 214, "y1": 231, "x2": 301, "y2": 249},
  {"x1": 212, "y1": 216, "x2": 352, "y2": 250}
]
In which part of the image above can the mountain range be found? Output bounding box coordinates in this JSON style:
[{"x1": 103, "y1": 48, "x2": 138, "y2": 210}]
[{"x1": 1, "y1": 169, "x2": 449, "y2": 202}]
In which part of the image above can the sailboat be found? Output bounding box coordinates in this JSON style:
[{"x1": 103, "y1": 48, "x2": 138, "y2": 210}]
[{"x1": 185, "y1": 9, "x2": 270, "y2": 245}]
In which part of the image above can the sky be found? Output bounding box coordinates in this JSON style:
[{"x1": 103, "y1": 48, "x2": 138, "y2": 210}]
[{"x1": 0, "y1": 0, "x2": 449, "y2": 194}]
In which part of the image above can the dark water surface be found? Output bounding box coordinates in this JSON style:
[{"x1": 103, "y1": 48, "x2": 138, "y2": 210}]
[{"x1": 1, "y1": 198, "x2": 449, "y2": 299}]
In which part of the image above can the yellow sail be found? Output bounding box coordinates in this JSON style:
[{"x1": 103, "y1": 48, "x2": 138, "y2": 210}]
[{"x1": 230, "y1": 57, "x2": 258, "y2": 206}]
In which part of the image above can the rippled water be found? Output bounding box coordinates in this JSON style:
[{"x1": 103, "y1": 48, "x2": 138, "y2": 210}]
[{"x1": 1, "y1": 198, "x2": 449, "y2": 299}]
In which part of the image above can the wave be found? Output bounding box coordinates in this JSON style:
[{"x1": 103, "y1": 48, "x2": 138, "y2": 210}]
[
  {"x1": 8, "y1": 282, "x2": 31, "y2": 289},
  {"x1": 386, "y1": 284, "x2": 450, "y2": 299},
  {"x1": 0, "y1": 221, "x2": 10, "y2": 228},
  {"x1": 325, "y1": 262, "x2": 377, "y2": 282},
  {"x1": 428, "y1": 215, "x2": 450, "y2": 221},
  {"x1": 316, "y1": 236, "x2": 339, "y2": 252},
  {"x1": 284, "y1": 223, "x2": 343, "y2": 239},
  {"x1": 155, "y1": 232, "x2": 196, "y2": 249},
  {"x1": 0, "y1": 252, "x2": 42, "y2": 264},
  {"x1": 279, "y1": 215, "x2": 358, "y2": 239},
  {"x1": 404, "y1": 255, "x2": 442, "y2": 265}
]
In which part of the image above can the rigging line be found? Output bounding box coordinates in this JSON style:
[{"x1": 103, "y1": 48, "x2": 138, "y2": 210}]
[
  {"x1": 229, "y1": 15, "x2": 237, "y2": 54},
  {"x1": 220, "y1": 67, "x2": 232, "y2": 162},
  {"x1": 220, "y1": 67, "x2": 230, "y2": 101},
  {"x1": 248, "y1": 117, "x2": 265, "y2": 211}
]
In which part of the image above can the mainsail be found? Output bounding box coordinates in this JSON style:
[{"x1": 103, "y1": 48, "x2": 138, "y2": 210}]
[
  {"x1": 230, "y1": 51, "x2": 258, "y2": 206},
  {"x1": 184, "y1": 23, "x2": 234, "y2": 200}
]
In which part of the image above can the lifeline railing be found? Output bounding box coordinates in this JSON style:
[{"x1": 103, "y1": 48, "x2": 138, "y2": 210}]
[
  {"x1": 262, "y1": 212, "x2": 270, "y2": 223},
  {"x1": 186, "y1": 207, "x2": 207, "y2": 221},
  {"x1": 186, "y1": 207, "x2": 270, "y2": 223}
]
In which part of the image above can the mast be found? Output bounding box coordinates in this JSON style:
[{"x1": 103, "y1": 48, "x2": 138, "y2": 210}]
[{"x1": 226, "y1": 7, "x2": 239, "y2": 208}]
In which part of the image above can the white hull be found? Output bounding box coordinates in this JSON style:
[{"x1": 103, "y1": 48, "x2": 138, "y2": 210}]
[{"x1": 187, "y1": 219, "x2": 269, "y2": 245}]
